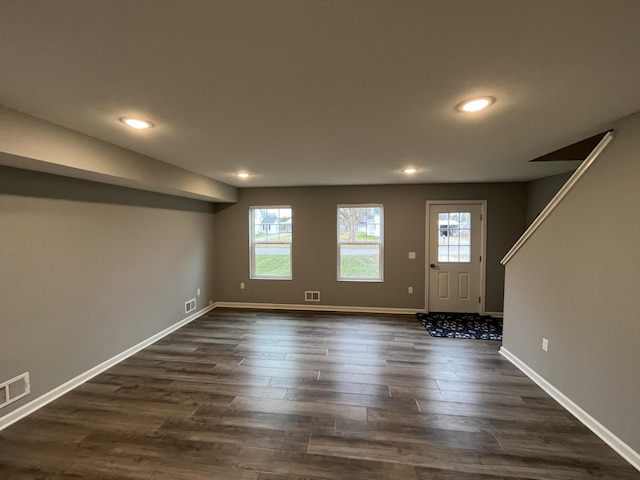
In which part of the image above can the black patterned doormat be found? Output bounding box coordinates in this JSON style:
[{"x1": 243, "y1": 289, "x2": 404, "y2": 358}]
[{"x1": 416, "y1": 312, "x2": 502, "y2": 340}]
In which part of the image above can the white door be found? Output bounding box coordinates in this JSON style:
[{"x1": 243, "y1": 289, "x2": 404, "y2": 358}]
[{"x1": 427, "y1": 203, "x2": 483, "y2": 313}]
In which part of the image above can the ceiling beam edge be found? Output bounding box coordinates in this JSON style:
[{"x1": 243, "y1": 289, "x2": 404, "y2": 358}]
[{"x1": 0, "y1": 105, "x2": 237, "y2": 203}]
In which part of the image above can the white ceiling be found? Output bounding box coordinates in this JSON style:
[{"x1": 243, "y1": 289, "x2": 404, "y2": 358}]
[{"x1": 2, "y1": 0, "x2": 640, "y2": 188}]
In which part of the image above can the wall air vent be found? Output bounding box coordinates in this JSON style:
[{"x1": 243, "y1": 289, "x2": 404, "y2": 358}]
[
  {"x1": 0, "y1": 372, "x2": 30, "y2": 409},
  {"x1": 305, "y1": 291, "x2": 320, "y2": 302},
  {"x1": 185, "y1": 298, "x2": 197, "y2": 314}
]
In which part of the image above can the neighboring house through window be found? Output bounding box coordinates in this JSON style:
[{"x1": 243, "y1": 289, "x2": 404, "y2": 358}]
[
  {"x1": 250, "y1": 206, "x2": 292, "y2": 279},
  {"x1": 337, "y1": 205, "x2": 383, "y2": 281}
]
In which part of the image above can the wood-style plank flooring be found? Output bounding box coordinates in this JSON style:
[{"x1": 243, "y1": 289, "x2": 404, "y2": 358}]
[{"x1": 0, "y1": 308, "x2": 638, "y2": 479}]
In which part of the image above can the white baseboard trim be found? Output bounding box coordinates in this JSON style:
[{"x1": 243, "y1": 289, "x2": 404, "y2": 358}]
[
  {"x1": 213, "y1": 301, "x2": 417, "y2": 316},
  {"x1": 484, "y1": 311, "x2": 503, "y2": 318},
  {"x1": 0, "y1": 304, "x2": 215, "y2": 432},
  {"x1": 500, "y1": 347, "x2": 640, "y2": 472}
]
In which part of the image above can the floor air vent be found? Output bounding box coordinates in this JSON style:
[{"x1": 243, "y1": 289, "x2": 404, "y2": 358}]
[
  {"x1": 305, "y1": 291, "x2": 320, "y2": 302},
  {"x1": 0, "y1": 372, "x2": 30, "y2": 409}
]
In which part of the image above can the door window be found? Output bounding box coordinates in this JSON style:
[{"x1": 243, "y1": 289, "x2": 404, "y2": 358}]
[{"x1": 438, "y1": 212, "x2": 471, "y2": 262}]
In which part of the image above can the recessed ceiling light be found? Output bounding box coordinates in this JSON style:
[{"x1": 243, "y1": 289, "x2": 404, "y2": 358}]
[
  {"x1": 236, "y1": 172, "x2": 250, "y2": 178},
  {"x1": 456, "y1": 96, "x2": 496, "y2": 112},
  {"x1": 402, "y1": 168, "x2": 418, "y2": 174},
  {"x1": 119, "y1": 117, "x2": 154, "y2": 129}
]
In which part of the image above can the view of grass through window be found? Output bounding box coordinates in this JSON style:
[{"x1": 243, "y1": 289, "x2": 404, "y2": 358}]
[
  {"x1": 250, "y1": 205, "x2": 383, "y2": 281},
  {"x1": 338, "y1": 205, "x2": 383, "y2": 281},
  {"x1": 250, "y1": 207, "x2": 292, "y2": 279},
  {"x1": 255, "y1": 250, "x2": 291, "y2": 277}
]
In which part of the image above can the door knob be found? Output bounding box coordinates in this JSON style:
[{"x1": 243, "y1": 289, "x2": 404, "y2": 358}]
[{"x1": 430, "y1": 263, "x2": 440, "y2": 269}]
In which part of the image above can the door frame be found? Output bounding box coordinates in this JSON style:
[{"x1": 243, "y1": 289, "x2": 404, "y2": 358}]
[{"x1": 424, "y1": 200, "x2": 488, "y2": 314}]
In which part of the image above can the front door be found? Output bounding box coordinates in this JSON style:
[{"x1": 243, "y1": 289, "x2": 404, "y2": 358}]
[{"x1": 427, "y1": 203, "x2": 483, "y2": 313}]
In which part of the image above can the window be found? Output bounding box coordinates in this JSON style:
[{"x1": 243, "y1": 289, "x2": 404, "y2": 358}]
[
  {"x1": 250, "y1": 206, "x2": 292, "y2": 279},
  {"x1": 438, "y1": 211, "x2": 471, "y2": 262},
  {"x1": 337, "y1": 205, "x2": 383, "y2": 281}
]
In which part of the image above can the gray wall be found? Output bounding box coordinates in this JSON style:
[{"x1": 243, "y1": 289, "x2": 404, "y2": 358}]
[
  {"x1": 503, "y1": 112, "x2": 640, "y2": 452},
  {"x1": 0, "y1": 166, "x2": 216, "y2": 417},
  {"x1": 214, "y1": 183, "x2": 526, "y2": 312},
  {"x1": 526, "y1": 171, "x2": 574, "y2": 225}
]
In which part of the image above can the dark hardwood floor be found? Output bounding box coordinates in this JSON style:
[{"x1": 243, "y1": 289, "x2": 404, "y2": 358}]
[{"x1": 0, "y1": 308, "x2": 638, "y2": 479}]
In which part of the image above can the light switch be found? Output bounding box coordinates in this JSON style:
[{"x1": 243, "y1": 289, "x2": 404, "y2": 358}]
[{"x1": 408, "y1": 252, "x2": 416, "y2": 259}]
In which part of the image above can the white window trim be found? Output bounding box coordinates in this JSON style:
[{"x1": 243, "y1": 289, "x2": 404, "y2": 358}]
[
  {"x1": 337, "y1": 204, "x2": 384, "y2": 282},
  {"x1": 249, "y1": 205, "x2": 293, "y2": 280}
]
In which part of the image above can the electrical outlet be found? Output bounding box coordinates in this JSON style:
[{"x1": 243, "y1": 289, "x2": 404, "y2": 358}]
[
  {"x1": 408, "y1": 252, "x2": 416, "y2": 259},
  {"x1": 197, "y1": 288, "x2": 201, "y2": 296},
  {"x1": 240, "y1": 282, "x2": 245, "y2": 289},
  {"x1": 542, "y1": 338, "x2": 549, "y2": 352},
  {"x1": 408, "y1": 286, "x2": 413, "y2": 294}
]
